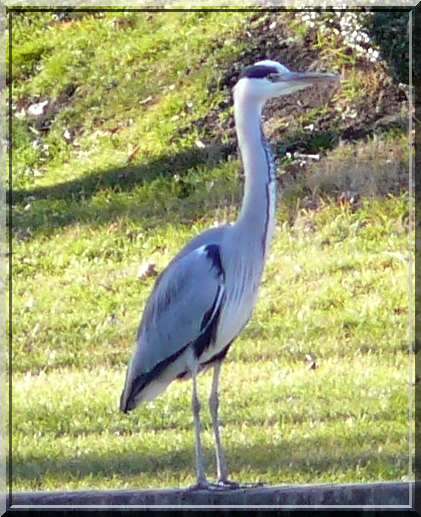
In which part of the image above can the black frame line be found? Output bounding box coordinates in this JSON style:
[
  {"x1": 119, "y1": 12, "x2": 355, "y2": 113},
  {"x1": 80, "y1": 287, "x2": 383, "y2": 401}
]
[{"x1": 8, "y1": 8, "x2": 12, "y2": 511}]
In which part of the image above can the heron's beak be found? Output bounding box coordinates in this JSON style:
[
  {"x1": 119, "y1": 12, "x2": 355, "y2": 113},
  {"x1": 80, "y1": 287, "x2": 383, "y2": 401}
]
[{"x1": 273, "y1": 71, "x2": 340, "y2": 86}]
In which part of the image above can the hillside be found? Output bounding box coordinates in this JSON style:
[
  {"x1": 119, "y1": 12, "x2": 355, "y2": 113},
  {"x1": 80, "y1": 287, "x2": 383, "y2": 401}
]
[{"x1": 11, "y1": 10, "x2": 412, "y2": 490}]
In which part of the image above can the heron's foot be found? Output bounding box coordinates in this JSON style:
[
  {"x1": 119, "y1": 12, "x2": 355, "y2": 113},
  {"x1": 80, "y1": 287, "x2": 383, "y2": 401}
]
[
  {"x1": 188, "y1": 478, "x2": 211, "y2": 491},
  {"x1": 217, "y1": 479, "x2": 266, "y2": 489},
  {"x1": 188, "y1": 479, "x2": 265, "y2": 491},
  {"x1": 188, "y1": 480, "x2": 238, "y2": 491},
  {"x1": 215, "y1": 479, "x2": 241, "y2": 490},
  {"x1": 239, "y1": 481, "x2": 266, "y2": 488}
]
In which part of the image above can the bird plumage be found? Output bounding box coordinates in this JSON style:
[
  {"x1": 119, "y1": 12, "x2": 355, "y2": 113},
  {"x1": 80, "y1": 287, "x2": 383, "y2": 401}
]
[
  {"x1": 120, "y1": 241, "x2": 225, "y2": 411},
  {"x1": 119, "y1": 59, "x2": 339, "y2": 488}
]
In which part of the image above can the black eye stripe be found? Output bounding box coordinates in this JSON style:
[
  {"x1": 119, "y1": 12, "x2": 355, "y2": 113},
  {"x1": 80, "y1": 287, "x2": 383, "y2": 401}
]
[{"x1": 239, "y1": 65, "x2": 279, "y2": 80}]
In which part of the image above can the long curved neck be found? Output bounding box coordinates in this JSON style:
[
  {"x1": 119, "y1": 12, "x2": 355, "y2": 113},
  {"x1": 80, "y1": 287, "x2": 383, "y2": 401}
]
[{"x1": 233, "y1": 90, "x2": 277, "y2": 258}]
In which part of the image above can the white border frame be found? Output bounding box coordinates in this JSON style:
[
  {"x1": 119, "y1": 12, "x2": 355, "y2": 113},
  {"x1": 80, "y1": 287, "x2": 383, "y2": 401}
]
[{"x1": 2, "y1": 3, "x2": 416, "y2": 513}]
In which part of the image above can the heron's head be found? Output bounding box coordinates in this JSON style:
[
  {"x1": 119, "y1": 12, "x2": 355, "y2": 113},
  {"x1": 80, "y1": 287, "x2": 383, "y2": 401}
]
[{"x1": 234, "y1": 59, "x2": 339, "y2": 102}]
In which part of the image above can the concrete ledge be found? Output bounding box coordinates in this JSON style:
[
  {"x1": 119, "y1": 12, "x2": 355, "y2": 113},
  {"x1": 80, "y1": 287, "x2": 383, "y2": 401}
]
[{"x1": 10, "y1": 481, "x2": 412, "y2": 508}]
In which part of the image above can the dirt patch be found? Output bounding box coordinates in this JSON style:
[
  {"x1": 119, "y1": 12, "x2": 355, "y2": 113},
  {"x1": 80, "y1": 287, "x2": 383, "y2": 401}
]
[{"x1": 184, "y1": 11, "x2": 409, "y2": 185}]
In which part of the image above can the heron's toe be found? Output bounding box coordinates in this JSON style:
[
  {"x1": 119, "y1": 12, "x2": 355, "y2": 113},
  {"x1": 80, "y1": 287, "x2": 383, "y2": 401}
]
[
  {"x1": 218, "y1": 479, "x2": 266, "y2": 489},
  {"x1": 216, "y1": 479, "x2": 240, "y2": 489}
]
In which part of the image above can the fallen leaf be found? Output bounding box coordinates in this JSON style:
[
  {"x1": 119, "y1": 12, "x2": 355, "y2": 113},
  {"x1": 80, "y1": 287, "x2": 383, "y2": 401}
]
[
  {"x1": 305, "y1": 353, "x2": 318, "y2": 370},
  {"x1": 139, "y1": 96, "x2": 153, "y2": 105},
  {"x1": 27, "y1": 100, "x2": 49, "y2": 117},
  {"x1": 138, "y1": 262, "x2": 158, "y2": 281}
]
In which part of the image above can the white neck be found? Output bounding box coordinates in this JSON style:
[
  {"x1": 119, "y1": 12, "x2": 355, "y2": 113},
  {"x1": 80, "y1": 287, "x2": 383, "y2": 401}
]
[{"x1": 233, "y1": 87, "x2": 277, "y2": 259}]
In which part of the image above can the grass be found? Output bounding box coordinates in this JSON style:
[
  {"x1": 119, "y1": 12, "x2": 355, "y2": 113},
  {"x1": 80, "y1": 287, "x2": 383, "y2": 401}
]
[
  {"x1": 11, "y1": 11, "x2": 412, "y2": 491},
  {"x1": 304, "y1": 133, "x2": 410, "y2": 197}
]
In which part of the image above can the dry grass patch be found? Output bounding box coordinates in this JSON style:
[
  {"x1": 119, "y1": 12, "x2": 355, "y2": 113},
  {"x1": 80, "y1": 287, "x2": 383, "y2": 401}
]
[{"x1": 304, "y1": 134, "x2": 410, "y2": 198}]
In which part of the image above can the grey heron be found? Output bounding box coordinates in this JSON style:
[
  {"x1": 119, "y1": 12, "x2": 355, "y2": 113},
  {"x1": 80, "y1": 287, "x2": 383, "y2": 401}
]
[{"x1": 120, "y1": 60, "x2": 338, "y2": 489}]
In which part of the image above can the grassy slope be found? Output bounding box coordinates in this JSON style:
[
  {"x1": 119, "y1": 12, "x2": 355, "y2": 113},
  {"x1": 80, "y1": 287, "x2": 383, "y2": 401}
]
[{"x1": 12, "y1": 11, "x2": 411, "y2": 490}]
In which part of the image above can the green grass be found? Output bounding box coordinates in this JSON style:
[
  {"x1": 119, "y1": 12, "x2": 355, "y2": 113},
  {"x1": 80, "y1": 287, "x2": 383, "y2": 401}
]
[{"x1": 11, "y1": 11, "x2": 412, "y2": 491}]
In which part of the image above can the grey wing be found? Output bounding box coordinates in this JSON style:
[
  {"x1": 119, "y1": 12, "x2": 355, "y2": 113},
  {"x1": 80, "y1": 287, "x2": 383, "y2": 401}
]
[
  {"x1": 121, "y1": 243, "x2": 225, "y2": 409},
  {"x1": 139, "y1": 243, "x2": 225, "y2": 371}
]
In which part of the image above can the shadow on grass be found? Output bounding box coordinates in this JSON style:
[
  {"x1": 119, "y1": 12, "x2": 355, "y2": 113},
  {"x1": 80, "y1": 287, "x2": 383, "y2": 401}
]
[
  {"x1": 13, "y1": 434, "x2": 404, "y2": 488},
  {"x1": 11, "y1": 113, "x2": 407, "y2": 241},
  {"x1": 12, "y1": 142, "x2": 237, "y2": 237},
  {"x1": 12, "y1": 143, "x2": 234, "y2": 204}
]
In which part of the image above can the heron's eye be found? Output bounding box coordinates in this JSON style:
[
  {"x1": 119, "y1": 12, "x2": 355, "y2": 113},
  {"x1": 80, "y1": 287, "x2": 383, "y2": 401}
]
[{"x1": 267, "y1": 73, "x2": 281, "y2": 83}]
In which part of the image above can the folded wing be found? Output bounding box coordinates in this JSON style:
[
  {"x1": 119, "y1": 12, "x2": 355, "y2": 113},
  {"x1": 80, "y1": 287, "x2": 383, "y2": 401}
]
[{"x1": 120, "y1": 243, "x2": 225, "y2": 412}]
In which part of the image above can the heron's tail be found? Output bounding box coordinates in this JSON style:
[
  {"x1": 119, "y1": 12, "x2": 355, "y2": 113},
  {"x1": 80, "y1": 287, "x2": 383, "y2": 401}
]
[
  {"x1": 119, "y1": 369, "x2": 147, "y2": 413},
  {"x1": 120, "y1": 355, "x2": 169, "y2": 413},
  {"x1": 120, "y1": 338, "x2": 188, "y2": 412}
]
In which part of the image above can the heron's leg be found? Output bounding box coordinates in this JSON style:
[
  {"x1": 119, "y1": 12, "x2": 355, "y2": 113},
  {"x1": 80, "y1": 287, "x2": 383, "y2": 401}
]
[
  {"x1": 209, "y1": 361, "x2": 232, "y2": 485},
  {"x1": 191, "y1": 368, "x2": 208, "y2": 488}
]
